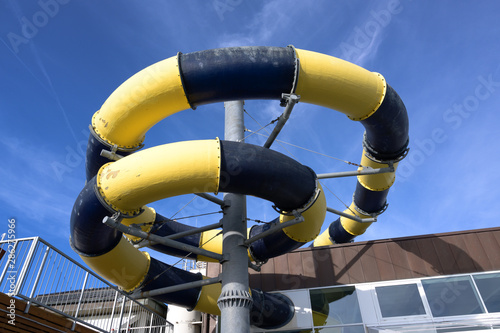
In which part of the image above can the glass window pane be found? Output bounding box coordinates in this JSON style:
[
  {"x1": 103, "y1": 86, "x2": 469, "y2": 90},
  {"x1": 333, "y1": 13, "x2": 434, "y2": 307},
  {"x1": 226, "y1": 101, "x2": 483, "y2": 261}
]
[
  {"x1": 375, "y1": 284, "x2": 426, "y2": 317},
  {"x1": 473, "y1": 273, "x2": 500, "y2": 313},
  {"x1": 309, "y1": 286, "x2": 362, "y2": 327},
  {"x1": 422, "y1": 276, "x2": 484, "y2": 317},
  {"x1": 314, "y1": 325, "x2": 365, "y2": 333}
]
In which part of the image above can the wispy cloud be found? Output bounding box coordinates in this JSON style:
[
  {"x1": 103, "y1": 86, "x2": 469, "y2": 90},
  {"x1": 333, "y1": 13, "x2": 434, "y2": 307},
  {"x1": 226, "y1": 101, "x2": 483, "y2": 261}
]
[
  {"x1": 216, "y1": 0, "x2": 323, "y2": 47},
  {"x1": 1, "y1": 135, "x2": 81, "y2": 239}
]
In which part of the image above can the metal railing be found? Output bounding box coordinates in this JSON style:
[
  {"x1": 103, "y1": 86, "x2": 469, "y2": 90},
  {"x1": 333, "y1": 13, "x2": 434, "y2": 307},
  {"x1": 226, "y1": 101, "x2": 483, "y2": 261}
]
[
  {"x1": 367, "y1": 318, "x2": 500, "y2": 332},
  {"x1": 0, "y1": 236, "x2": 173, "y2": 333}
]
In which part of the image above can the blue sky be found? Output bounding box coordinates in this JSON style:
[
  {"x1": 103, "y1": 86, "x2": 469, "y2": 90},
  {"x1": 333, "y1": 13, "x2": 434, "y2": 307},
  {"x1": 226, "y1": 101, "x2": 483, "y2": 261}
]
[{"x1": 1, "y1": 0, "x2": 500, "y2": 266}]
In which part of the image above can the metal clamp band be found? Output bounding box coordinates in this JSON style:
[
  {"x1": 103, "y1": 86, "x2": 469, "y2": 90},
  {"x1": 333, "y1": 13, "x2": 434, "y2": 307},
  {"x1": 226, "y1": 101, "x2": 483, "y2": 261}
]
[
  {"x1": 287, "y1": 44, "x2": 300, "y2": 95},
  {"x1": 89, "y1": 124, "x2": 144, "y2": 153},
  {"x1": 352, "y1": 199, "x2": 388, "y2": 218},
  {"x1": 273, "y1": 181, "x2": 321, "y2": 216},
  {"x1": 362, "y1": 132, "x2": 409, "y2": 164}
]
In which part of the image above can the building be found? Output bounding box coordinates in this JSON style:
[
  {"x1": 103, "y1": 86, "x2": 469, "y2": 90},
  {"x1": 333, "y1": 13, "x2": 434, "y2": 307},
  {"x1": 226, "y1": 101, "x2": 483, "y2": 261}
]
[{"x1": 204, "y1": 227, "x2": 500, "y2": 332}]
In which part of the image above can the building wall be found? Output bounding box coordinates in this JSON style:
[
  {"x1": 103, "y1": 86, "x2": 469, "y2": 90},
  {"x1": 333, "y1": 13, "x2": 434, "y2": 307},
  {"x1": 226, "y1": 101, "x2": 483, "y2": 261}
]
[{"x1": 208, "y1": 227, "x2": 500, "y2": 292}]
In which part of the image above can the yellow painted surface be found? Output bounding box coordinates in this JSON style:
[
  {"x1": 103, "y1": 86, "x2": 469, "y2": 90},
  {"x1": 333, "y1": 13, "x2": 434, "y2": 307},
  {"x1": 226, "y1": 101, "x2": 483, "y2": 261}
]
[
  {"x1": 97, "y1": 139, "x2": 221, "y2": 215},
  {"x1": 121, "y1": 206, "x2": 156, "y2": 242},
  {"x1": 357, "y1": 150, "x2": 399, "y2": 191},
  {"x1": 198, "y1": 229, "x2": 223, "y2": 263},
  {"x1": 340, "y1": 202, "x2": 373, "y2": 236},
  {"x1": 312, "y1": 227, "x2": 333, "y2": 247},
  {"x1": 193, "y1": 277, "x2": 222, "y2": 315},
  {"x1": 313, "y1": 201, "x2": 373, "y2": 247},
  {"x1": 295, "y1": 49, "x2": 386, "y2": 121},
  {"x1": 281, "y1": 183, "x2": 327, "y2": 242},
  {"x1": 92, "y1": 56, "x2": 190, "y2": 149},
  {"x1": 81, "y1": 237, "x2": 150, "y2": 292}
]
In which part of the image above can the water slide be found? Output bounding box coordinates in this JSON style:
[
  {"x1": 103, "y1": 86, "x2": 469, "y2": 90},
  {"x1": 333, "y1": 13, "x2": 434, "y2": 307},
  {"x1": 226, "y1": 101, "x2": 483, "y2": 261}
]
[{"x1": 70, "y1": 46, "x2": 408, "y2": 329}]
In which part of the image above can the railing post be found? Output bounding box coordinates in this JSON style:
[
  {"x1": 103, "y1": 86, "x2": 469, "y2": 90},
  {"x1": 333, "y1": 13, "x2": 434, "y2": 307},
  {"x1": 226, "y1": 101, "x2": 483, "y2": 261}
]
[
  {"x1": 117, "y1": 295, "x2": 126, "y2": 332},
  {"x1": 149, "y1": 311, "x2": 154, "y2": 333},
  {"x1": 0, "y1": 239, "x2": 18, "y2": 285},
  {"x1": 24, "y1": 244, "x2": 50, "y2": 313},
  {"x1": 126, "y1": 296, "x2": 133, "y2": 332},
  {"x1": 15, "y1": 237, "x2": 39, "y2": 296},
  {"x1": 108, "y1": 290, "x2": 119, "y2": 332},
  {"x1": 71, "y1": 271, "x2": 89, "y2": 330}
]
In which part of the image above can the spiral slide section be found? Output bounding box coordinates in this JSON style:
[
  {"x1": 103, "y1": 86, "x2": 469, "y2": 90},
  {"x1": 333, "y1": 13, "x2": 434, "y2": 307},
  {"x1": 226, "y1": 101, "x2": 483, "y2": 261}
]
[{"x1": 70, "y1": 46, "x2": 408, "y2": 329}]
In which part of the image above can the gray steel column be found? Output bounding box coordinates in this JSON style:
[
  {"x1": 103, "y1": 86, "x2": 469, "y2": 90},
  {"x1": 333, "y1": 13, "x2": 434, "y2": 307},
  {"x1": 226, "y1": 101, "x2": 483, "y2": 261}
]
[{"x1": 218, "y1": 101, "x2": 252, "y2": 332}]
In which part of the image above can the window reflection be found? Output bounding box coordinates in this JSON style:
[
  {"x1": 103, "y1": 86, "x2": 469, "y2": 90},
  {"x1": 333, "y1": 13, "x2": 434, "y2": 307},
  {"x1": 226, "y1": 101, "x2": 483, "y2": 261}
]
[
  {"x1": 473, "y1": 273, "x2": 500, "y2": 313},
  {"x1": 422, "y1": 276, "x2": 484, "y2": 317},
  {"x1": 309, "y1": 286, "x2": 362, "y2": 327},
  {"x1": 375, "y1": 284, "x2": 426, "y2": 317}
]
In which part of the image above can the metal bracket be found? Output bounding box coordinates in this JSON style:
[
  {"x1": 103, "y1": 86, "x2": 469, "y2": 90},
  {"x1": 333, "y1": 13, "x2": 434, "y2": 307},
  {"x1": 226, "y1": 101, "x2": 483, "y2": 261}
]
[
  {"x1": 130, "y1": 275, "x2": 222, "y2": 299},
  {"x1": 133, "y1": 221, "x2": 223, "y2": 249},
  {"x1": 248, "y1": 259, "x2": 262, "y2": 272},
  {"x1": 274, "y1": 184, "x2": 321, "y2": 217},
  {"x1": 317, "y1": 165, "x2": 395, "y2": 180},
  {"x1": 103, "y1": 211, "x2": 124, "y2": 225},
  {"x1": 326, "y1": 207, "x2": 377, "y2": 223},
  {"x1": 264, "y1": 93, "x2": 300, "y2": 149},
  {"x1": 244, "y1": 213, "x2": 304, "y2": 246},
  {"x1": 103, "y1": 213, "x2": 224, "y2": 262},
  {"x1": 100, "y1": 144, "x2": 125, "y2": 161}
]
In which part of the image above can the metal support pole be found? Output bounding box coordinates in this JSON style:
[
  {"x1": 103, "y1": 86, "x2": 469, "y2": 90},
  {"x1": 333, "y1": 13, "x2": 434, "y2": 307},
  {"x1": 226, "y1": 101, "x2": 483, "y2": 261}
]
[
  {"x1": 326, "y1": 207, "x2": 377, "y2": 223},
  {"x1": 218, "y1": 101, "x2": 252, "y2": 332},
  {"x1": 131, "y1": 275, "x2": 221, "y2": 299},
  {"x1": 317, "y1": 166, "x2": 394, "y2": 179},
  {"x1": 195, "y1": 192, "x2": 225, "y2": 206},
  {"x1": 134, "y1": 221, "x2": 223, "y2": 249},
  {"x1": 244, "y1": 215, "x2": 304, "y2": 246},
  {"x1": 103, "y1": 215, "x2": 223, "y2": 261}
]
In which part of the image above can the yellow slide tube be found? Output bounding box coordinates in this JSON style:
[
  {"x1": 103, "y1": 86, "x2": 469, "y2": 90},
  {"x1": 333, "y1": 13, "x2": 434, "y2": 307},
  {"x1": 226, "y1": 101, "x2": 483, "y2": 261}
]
[
  {"x1": 96, "y1": 139, "x2": 221, "y2": 215},
  {"x1": 314, "y1": 202, "x2": 373, "y2": 247},
  {"x1": 339, "y1": 202, "x2": 373, "y2": 236},
  {"x1": 92, "y1": 55, "x2": 190, "y2": 149},
  {"x1": 281, "y1": 183, "x2": 327, "y2": 243},
  {"x1": 294, "y1": 48, "x2": 386, "y2": 121},
  {"x1": 193, "y1": 278, "x2": 222, "y2": 315},
  {"x1": 121, "y1": 206, "x2": 156, "y2": 242},
  {"x1": 198, "y1": 229, "x2": 223, "y2": 263},
  {"x1": 358, "y1": 151, "x2": 399, "y2": 191},
  {"x1": 81, "y1": 237, "x2": 150, "y2": 292}
]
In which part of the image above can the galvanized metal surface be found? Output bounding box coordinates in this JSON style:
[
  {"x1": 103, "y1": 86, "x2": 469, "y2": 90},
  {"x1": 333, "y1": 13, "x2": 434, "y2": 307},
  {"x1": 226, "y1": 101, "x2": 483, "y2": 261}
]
[
  {"x1": 0, "y1": 237, "x2": 173, "y2": 332},
  {"x1": 218, "y1": 100, "x2": 252, "y2": 332}
]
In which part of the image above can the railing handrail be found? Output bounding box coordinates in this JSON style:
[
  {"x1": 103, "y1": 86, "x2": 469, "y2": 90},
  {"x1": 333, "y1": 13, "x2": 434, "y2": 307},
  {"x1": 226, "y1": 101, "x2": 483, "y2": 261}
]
[{"x1": 0, "y1": 236, "x2": 173, "y2": 332}]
